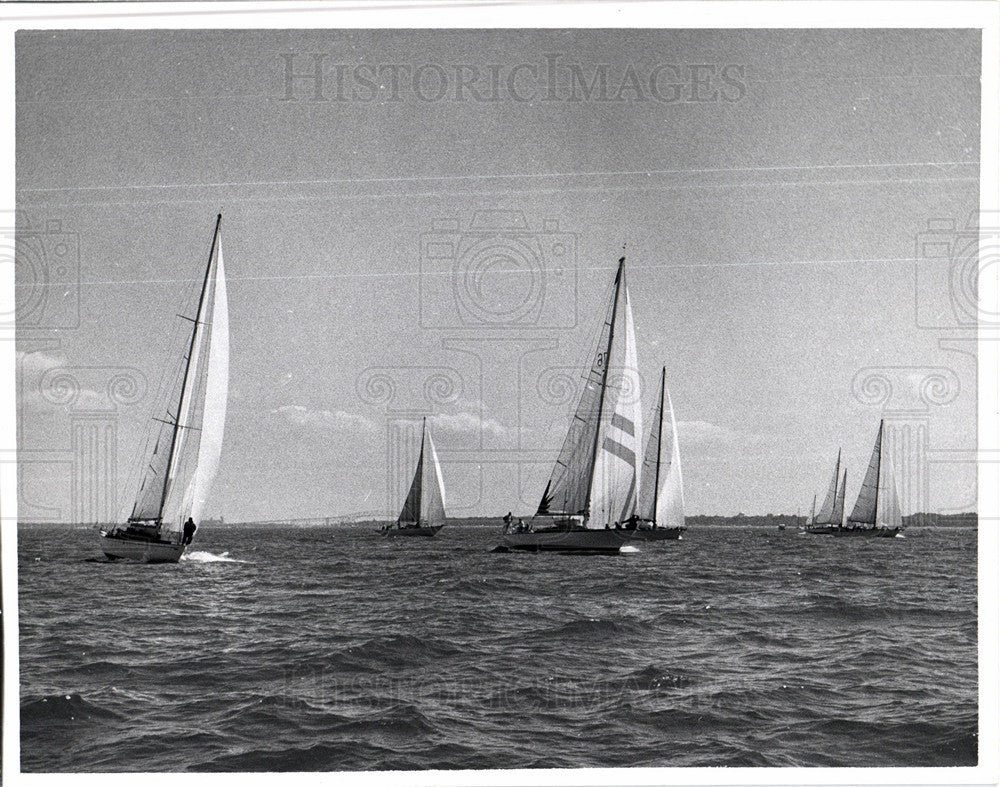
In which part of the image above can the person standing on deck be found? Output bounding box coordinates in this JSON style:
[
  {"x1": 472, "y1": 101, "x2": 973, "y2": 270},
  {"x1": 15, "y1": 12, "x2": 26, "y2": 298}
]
[{"x1": 182, "y1": 517, "x2": 197, "y2": 545}]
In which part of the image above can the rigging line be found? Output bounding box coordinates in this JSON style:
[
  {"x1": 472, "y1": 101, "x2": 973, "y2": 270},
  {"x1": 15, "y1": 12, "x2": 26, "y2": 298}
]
[
  {"x1": 17, "y1": 174, "x2": 977, "y2": 211},
  {"x1": 16, "y1": 255, "x2": 923, "y2": 290},
  {"x1": 19, "y1": 160, "x2": 980, "y2": 193}
]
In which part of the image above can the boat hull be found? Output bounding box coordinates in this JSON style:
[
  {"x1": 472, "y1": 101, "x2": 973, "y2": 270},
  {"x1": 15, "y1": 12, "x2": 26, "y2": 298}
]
[
  {"x1": 100, "y1": 531, "x2": 186, "y2": 563},
  {"x1": 501, "y1": 528, "x2": 631, "y2": 554},
  {"x1": 805, "y1": 525, "x2": 834, "y2": 534},
  {"x1": 832, "y1": 526, "x2": 902, "y2": 538},
  {"x1": 381, "y1": 524, "x2": 444, "y2": 538},
  {"x1": 627, "y1": 526, "x2": 686, "y2": 542}
]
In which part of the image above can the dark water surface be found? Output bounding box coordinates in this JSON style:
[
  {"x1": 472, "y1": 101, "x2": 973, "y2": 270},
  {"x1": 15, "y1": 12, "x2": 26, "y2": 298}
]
[{"x1": 18, "y1": 524, "x2": 977, "y2": 771}]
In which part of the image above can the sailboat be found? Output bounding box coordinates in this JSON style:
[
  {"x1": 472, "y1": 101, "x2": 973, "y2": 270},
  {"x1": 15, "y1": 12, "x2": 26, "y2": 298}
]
[
  {"x1": 100, "y1": 214, "x2": 229, "y2": 563},
  {"x1": 629, "y1": 366, "x2": 685, "y2": 541},
  {"x1": 800, "y1": 494, "x2": 816, "y2": 530},
  {"x1": 834, "y1": 420, "x2": 903, "y2": 537},
  {"x1": 805, "y1": 450, "x2": 842, "y2": 534},
  {"x1": 500, "y1": 256, "x2": 642, "y2": 554},
  {"x1": 381, "y1": 417, "x2": 447, "y2": 537}
]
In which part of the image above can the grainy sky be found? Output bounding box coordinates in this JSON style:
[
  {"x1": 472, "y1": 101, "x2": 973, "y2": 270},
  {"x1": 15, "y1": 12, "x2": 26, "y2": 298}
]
[{"x1": 15, "y1": 28, "x2": 981, "y2": 522}]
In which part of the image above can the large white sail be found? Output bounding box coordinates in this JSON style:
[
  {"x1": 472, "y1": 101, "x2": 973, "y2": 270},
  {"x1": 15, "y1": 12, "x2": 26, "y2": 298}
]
[
  {"x1": 636, "y1": 369, "x2": 684, "y2": 528},
  {"x1": 815, "y1": 450, "x2": 841, "y2": 525},
  {"x1": 875, "y1": 437, "x2": 902, "y2": 529},
  {"x1": 398, "y1": 420, "x2": 446, "y2": 527},
  {"x1": 848, "y1": 421, "x2": 883, "y2": 526},
  {"x1": 588, "y1": 264, "x2": 642, "y2": 528},
  {"x1": 127, "y1": 216, "x2": 228, "y2": 533},
  {"x1": 178, "y1": 243, "x2": 229, "y2": 526},
  {"x1": 422, "y1": 428, "x2": 447, "y2": 526},
  {"x1": 656, "y1": 386, "x2": 684, "y2": 529}
]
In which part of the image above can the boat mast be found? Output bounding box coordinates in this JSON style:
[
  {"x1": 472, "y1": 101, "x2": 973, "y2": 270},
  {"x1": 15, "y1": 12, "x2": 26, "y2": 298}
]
[
  {"x1": 651, "y1": 366, "x2": 666, "y2": 527},
  {"x1": 155, "y1": 213, "x2": 222, "y2": 523},
  {"x1": 582, "y1": 256, "x2": 624, "y2": 521}
]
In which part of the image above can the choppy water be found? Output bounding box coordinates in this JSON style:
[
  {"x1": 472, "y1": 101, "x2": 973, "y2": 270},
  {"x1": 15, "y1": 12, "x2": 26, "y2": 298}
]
[{"x1": 18, "y1": 524, "x2": 977, "y2": 771}]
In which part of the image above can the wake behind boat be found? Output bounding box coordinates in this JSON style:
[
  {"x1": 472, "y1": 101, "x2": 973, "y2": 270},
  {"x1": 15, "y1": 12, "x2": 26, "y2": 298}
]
[
  {"x1": 834, "y1": 420, "x2": 903, "y2": 538},
  {"x1": 101, "y1": 215, "x2": 229, "y2": 563},
  {"x1": 381, "y1": 418, "x2": 447, "y2": 538},
  {"x1": 628, "y1": 366, "x2": 686, "y2": 542},
  {"x1": 500, "y1": 256, "x2": 642, "y2": 555}
]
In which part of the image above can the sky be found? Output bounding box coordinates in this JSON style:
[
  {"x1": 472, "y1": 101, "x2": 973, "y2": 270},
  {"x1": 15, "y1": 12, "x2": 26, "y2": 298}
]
[{"x1": 13, "y1": 28, "x2": 982, "y2": 523}]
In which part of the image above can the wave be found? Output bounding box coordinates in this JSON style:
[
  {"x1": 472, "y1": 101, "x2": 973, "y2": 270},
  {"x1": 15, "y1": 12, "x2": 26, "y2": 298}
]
[
  {"x1": 21, "y1": 693, "x2": 122, "y2": 725},
  {"x1": 182, "y1": 550, "x2": 246, "y2": 563}
]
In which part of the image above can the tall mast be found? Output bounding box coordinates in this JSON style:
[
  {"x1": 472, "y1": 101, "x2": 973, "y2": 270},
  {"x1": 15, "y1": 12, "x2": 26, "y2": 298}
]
[
  {"x1": 156, "y1": 213, "x2": 222, "y2": 522},
  {"x1": 651, "y1": 366, "x2": 666, "y2": 526},
  {"x1": 582, "y1": 256, "x2": 624, "y2": 519}
]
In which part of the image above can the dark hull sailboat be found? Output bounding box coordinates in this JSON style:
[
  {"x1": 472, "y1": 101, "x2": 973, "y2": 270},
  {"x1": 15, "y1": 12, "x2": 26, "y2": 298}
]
[
  {"x1": 628, "y1": 367, "x2": 686, "y2": 543},
  {"x1": 100, "y1": 215, "x2": 229, "y2": 563},
  {"x1": 499, "y1": 257, "x2": 643, "y2": 555},
  {"x1": 382, "y1": 418, "x2": 447, "y2": 539},
  {"x1": 836, "y1": 421, "x2": 903, "y2": 539}
]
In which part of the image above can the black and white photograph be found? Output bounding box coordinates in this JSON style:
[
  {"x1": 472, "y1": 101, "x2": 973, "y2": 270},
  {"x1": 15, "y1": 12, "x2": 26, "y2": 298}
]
[{"x1": 1, "y1": 1, "x2": 997, "y2": 781}]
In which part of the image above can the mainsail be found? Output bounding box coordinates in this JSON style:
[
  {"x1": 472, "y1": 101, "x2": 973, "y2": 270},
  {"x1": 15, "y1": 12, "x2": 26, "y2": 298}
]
[
  {"x1": 128, "y1": 215, "x2": 229, "y2": 535},
  {"x1": 398, "y1": 418, "x2": 447, "y2": 527},
  {"x1": 848, "y1": 421, "x2": 883, "y2": 526},
  {"x1": 636, "y1": 367, "x2": 684, "y2": 528},
  {"x1": 537, "y1": 257, "x2": 642, "y2": 528},
  {"x1": 848, "y1": 420, "x2": 901, "y2": 529},
  {"x1": 814, "y1": 450, "x2": 841, "y2": 525}
]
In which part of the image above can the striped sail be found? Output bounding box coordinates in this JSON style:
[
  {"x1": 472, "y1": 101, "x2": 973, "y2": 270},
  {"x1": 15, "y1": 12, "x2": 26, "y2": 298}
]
[
  {"x1": 587, "y1": 263, "x2": 642, "y2": 528},
  {"x1": 814, "y1": 450, "x2": 841, "y2": 525}
]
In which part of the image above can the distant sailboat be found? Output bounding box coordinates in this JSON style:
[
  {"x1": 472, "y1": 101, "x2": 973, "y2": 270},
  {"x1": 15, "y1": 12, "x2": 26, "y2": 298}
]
[
  {"x1": 630, "y1": 366, "x2": 686, "y2": 541},
  {"x1": 501, "y1": 256, "x2": 642, "y2": 554},
  {"x1": 101, "y1": 214, "x2": 229, "y2": 563},
  {"x1": 381, "y1": 417, "x2": 447, "y2": 537},
  {"x1": 801, "y1": 494, "x2": 817, "y2": 530},
  {"x1": 835, "y1": 420, "x2": 902, "y2": 537},
  {"x1": 806, "y1": 450, "x2": 842, "y2": 534}
]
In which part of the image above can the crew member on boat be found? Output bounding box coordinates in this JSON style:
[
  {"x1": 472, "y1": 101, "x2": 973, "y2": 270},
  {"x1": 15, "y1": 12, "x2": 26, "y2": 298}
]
[{"x1": 182, "y1": 517, "x2": 198, "y2": 545}]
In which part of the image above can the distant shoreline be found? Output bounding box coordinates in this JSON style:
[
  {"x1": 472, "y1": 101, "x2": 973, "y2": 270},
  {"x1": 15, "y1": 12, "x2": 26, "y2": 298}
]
[{"x1": 18, "y1": 512, "x2": 979, "y2": 529}]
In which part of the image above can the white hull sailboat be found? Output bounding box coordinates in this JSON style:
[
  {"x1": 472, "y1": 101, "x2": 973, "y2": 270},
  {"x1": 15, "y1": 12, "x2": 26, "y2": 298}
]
[
  {"x1": 835, "y1": 420, "x2": 903, "y2": 538},
  {"x1": 629, "y1": 366, "x2": 685, "y2": 542},
  {"x1": 501, "y1": 256, "x2": 642, "y2": 555},
  {"x1": 381, "y1": 418, "x2": 447, "y2": 538},
  {"x1": 101, "y1": 215, "x2": 229, "y2": 563},
  {"x1": 806, "y1": 449, "x2": 844, "y2": 535}
]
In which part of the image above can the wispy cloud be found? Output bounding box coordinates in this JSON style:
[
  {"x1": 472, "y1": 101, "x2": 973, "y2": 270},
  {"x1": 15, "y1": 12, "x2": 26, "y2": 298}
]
[
  {"x1": 677, "y1": 419, "x2": 735, "y2": 445},
  {"x1": 429, "y1": 410, "x2": 508, "y2": 438},
  {"x1": 272, "y1": 405, "x2": 376, "y2": 432}
]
